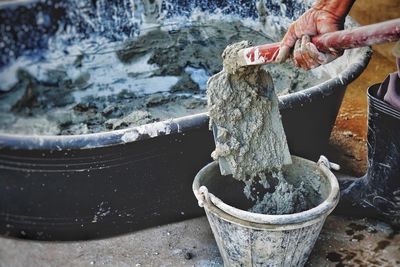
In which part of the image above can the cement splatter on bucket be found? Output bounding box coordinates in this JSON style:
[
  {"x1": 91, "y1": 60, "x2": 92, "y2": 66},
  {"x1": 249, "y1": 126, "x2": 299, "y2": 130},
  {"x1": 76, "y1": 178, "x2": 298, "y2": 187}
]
[{"x1": 193, "y1": 156, "x2": 340, "y2": 267}]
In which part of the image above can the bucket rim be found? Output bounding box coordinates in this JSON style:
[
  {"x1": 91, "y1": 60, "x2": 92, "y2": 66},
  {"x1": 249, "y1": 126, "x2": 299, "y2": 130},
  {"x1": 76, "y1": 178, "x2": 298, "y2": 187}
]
[{"x1": 193, "y1": 155, "x2": 340, "y2": 226}]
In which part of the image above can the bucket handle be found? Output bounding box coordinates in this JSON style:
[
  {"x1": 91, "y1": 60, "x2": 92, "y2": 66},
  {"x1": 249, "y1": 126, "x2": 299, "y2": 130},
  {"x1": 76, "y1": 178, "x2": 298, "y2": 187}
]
[
  {"x1": 317, "y1": 155, "x2": 340, "y2": 171},
  {"x1": 196, "y1": 186, "x2": 211, "y2": 208}
]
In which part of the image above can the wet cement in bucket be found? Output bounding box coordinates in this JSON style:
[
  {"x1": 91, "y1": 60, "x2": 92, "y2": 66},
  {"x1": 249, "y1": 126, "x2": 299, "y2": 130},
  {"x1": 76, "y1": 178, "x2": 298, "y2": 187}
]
[
  {"x1": 0, "y1": 19, "x2": 326, "y2": 135},
  {"x1": 203, "y1": 157, "x2": 324, "y2": 215},
  {"x1": 208, "y1": 41, "x2": 313, "y2": 215}
]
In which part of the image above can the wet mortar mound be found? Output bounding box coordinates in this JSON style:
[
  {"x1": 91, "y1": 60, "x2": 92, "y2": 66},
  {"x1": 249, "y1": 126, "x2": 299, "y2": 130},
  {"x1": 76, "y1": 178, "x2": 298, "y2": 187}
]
[
  {"x1": 0, "y1": 20, "x2": 325, "y2": 136},
  {"x1": 203, "y1": 157, "x2": 326, "y2": 215}
]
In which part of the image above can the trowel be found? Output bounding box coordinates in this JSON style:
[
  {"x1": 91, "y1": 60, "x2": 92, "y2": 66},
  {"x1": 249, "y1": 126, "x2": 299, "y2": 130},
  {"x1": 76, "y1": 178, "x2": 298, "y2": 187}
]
[
  {"x1": 210, "y1": 65, "x2": 291, "y2": 177},
  {"x1": 233, "y1": 19, "x2": 400, "y2": 67},
  {"x1": 212, "y1": 18, "x2": 400, "y2": 176}
]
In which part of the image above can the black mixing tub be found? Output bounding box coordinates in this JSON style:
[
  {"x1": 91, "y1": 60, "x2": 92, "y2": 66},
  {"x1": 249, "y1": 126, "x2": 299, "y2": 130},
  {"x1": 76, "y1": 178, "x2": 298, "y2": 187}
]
[{"x1": 0, "y1": 0, "x2": 371, "y2": 240}]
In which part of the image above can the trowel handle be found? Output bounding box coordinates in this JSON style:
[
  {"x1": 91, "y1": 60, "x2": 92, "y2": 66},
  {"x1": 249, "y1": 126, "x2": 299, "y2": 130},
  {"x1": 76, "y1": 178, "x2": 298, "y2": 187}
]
[
  {"x1": 241, "y1": 18, "x2": 400, "y2": 66},
  {"x1": 312, "y1": 18, "x2": 400, "y2": 52}
]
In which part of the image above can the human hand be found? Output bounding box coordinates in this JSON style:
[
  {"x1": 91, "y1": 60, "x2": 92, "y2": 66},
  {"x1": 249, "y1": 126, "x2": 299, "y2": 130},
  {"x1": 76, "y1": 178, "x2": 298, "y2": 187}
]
[{"x1": 276, "y1": 0, "x2": 354, "y2": 70}]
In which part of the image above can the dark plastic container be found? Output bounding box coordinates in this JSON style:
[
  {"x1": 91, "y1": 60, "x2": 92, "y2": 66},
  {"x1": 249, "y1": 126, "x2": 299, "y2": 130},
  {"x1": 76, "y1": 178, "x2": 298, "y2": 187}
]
[{"x1": 0, "y1": 0, "x2": 371, "y2": 240}]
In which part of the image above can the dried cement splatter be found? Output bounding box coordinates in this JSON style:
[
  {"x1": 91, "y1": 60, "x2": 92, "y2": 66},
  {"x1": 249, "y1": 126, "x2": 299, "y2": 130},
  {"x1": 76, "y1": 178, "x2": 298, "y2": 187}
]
[{"x1": 208, "y1": 41, "x2": 310, "y2": 215}]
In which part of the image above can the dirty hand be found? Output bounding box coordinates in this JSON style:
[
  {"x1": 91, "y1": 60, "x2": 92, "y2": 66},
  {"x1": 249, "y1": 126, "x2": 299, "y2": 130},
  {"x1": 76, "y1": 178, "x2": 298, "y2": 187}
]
[{"x1": 276, "y1": 0, "x2": 355, "y2": 70}]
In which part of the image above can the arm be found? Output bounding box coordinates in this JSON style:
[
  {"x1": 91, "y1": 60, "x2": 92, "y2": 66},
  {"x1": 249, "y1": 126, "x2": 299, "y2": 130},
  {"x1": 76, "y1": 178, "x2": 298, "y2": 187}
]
[{"x1": 276, "y1": 0, "x2": 355, "y2": 70}]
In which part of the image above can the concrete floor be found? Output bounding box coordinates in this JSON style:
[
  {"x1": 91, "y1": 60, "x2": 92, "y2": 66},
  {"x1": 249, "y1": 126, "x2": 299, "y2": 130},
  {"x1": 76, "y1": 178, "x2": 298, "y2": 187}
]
[{"x1": 0, "y1": 215, "x2": 399, "y2": 267}]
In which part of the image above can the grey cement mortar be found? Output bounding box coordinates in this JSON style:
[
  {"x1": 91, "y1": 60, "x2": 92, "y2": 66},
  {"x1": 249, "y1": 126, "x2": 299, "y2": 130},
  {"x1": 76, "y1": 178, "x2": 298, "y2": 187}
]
[
  {"x1": 208, "y1": 41, "x2": 291, "y2": 180},
  {"x1": 247, "y1": 178, "x2": 311, "y2": 214},
  {"x1": 207, "y1": 41, "x2": 314, "y2": 215},
  {"x1": 0, "y1": 20, "x2": 326, "y2": 135}
]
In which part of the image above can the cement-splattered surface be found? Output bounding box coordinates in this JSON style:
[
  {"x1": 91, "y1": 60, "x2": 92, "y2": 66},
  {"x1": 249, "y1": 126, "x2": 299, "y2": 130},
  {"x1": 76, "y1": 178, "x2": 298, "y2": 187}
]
[
  {"x1": 0, "y1": 215, "x2": 398, "y2": 267},
  {"x1": 0, "y1": 20, "x2": 325, "y2": 136}
]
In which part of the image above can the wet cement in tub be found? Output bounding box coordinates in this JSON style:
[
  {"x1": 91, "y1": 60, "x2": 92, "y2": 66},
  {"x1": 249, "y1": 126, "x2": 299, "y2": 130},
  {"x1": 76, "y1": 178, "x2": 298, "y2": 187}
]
[
  {"x1": 208, "y1": 41, "x2": 312, "y2": 215},
  {"x1": 0, "y1": 20, "x2": 326, "y2": 135}
]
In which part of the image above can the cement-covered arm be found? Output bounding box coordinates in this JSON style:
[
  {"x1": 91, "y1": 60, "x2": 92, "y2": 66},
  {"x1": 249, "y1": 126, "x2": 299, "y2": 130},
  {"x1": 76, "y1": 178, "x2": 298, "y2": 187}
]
[{"x1": 276, "y1": 0, "x2": 355, "y2": 70}]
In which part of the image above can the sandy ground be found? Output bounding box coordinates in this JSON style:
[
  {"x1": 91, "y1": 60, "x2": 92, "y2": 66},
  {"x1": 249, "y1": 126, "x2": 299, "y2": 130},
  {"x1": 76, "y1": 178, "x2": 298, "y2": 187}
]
[{"x1": 0, "y1": 215, "x2": 399, "y2": 267}]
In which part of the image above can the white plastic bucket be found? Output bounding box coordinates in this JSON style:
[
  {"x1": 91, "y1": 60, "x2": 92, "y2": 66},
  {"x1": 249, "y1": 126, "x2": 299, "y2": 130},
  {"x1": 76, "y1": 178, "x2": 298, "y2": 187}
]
[{"x1": 193, "y1": 156, "x2": 340, "y2": 267}]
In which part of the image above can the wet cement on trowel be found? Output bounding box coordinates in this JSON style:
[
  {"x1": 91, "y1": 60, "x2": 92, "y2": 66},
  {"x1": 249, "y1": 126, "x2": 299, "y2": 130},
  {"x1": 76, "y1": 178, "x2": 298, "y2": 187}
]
[{"x1": 208, "y1": 41, "x2": 311, "y2": 215}]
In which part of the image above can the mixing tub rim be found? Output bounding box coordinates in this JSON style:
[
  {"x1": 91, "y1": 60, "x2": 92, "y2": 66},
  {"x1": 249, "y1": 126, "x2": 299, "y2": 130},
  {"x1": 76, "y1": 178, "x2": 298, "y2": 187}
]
[
  {"x1": 0, "y1": 51, "x2": 371, "y2": 151},
  {"x1": 0, "y1": 0, "x2": 372, "y2": 149},
  {"x1": 0, "y1": 44, "x2": 370, "y2": 150},
  {"x1": 193, "y1": 156, "x2": 340, "y2": 226}
]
